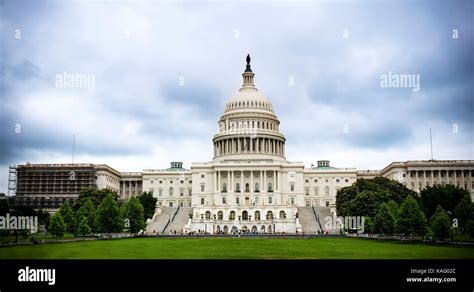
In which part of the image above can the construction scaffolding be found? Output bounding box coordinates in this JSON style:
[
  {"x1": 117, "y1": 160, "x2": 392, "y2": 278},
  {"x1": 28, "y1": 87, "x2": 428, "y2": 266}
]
[{"x1": 8, "y1": 165, "x2": 17, "y2": 196}]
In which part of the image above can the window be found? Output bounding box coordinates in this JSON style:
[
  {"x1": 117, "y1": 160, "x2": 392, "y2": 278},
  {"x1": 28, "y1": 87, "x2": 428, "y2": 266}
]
[
  {"x1": 268, "y1": 197, "x2": 273, "y2": 204},
  {"x1": 314, "y1": 179, "x2": 318, "y2": 183},
  {"x1": 169, "y1": 202, "x2": 173, "y2": 207},
  {"x1": 326, "y1": 201, "x2": 330, "y2": 207},
  {"x1": 169, "y1": 187, "x2": 174, "y2": 196},
  {"x1": 305, "y1": 179, "x2": 309, "y2": 183},
  {"x1": 291, "y1": 197, "x2": 295, "y2": 205},
  {"x1": 222, "y1": 197, "x2": 227, "y2": 204},
  {"x1": 189, "y1": 180, "x2": 192, "y2": 183},
  {"x1": 200, "y1": 198, "x2": 205, "y2": 205},
  {"x1": 201, "y1": 184, "x2": 205, "y2": 192},
  {"x1": 205, "y1": 211, "x2": 211, "y2": 220},
  {"x1": 325, "y1": 186, "x2": 330, "y2": 196},
  {"x1": 180, "y1": 190, "x2": 184, "y2": 196},
  {"x1": 201, "y1": 174, "x2": 205, "y2": 178},
  {"x1": 255, "y1": 183, "x2": 259, "y2": 192},
  {"x1": 188, "y1": 190, "x2": 192, "y2": 196},
  {"x1": 306, "y1": 201, "x2": 310, "y2": 207},
  {"x1": 314, "y1": 187, "x2": 319, "y2": 196},
  {"x1": 217, "y1": 211, "x2": 223, "y2": 220},
  {"x1": 266, "y1": 211, "x2": 273, "y2": 219},
  {"x1": 279, "y1": 210, "x2": 286, "y2": 219},
  {"x1": 245, "y1": 183, "x2": 250, "y2": 192},
  {"x1": 170, "y1": 180, "x2": 173, "y2": 184},
  {"x1": 236, "y1": 183, "x2": 241, "y2": 192},
  {"x1": 336, "y1": 179, "x2": 340, "y2": 183},
  {"x1": 255, "y1": 211, "x2": 261, "y2": 220},
  {"x1": 305, "y1": 188, "x2": 309, "y2": 196},
  {"x1": 255, "y1": 197, "x2": 259, "y2": 204},
  {"x1": 179, "y1": 201, "x2": 184, "y2": 207},
  {"x1": 150, "y1": 180, "x2": 154, "y2": 184},
  {"x1": 180, "y1": 180, "x2": 184, "y2": 184},
  {"x1": 345, "y1": 179, "x2": 349, "y2": 182},
  {"x1": 222, "y1": 183, "x2": 227, "y2": 193},
  {"x1": 236, "y1": 197, "x2": 240, "y2": 204},
  {"x1": 325, "y1": 179, "x2": 329, "y2": 183},
  {"x1": 159, "y1": 180, "x2": 162, "y2": 184},
  {"x1": 229, "y1": 211, "x2": 236, "y2": 220},
  {"x1": 268, "y1": 183, "x2": 273, "y2": 192},
  {"x1": 290, "y1": 183, "x2": 294, "y2": 192}
]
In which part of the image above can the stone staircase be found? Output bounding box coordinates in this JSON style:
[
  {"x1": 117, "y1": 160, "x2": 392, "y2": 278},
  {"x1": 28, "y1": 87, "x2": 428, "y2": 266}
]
[
  {"x1": 146, "y1": 207, "x2": 178, "y2": 235},
  {"x1": 163, "y1": 207, "x2": 192, "y2": 234},
  {"x1": 297, "y1": 207, "x2": 321, "y2": 234},
  {"x1": 313, "y1": 206, "x2": 334, "y2": 233}
]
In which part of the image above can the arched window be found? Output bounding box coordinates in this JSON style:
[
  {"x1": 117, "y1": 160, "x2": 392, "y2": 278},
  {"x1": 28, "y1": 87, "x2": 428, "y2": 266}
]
[
  {"x1": 279, "y1": 210, "x2": 286, "y2": 219},
  {"x1": 205, "y1": 211, "x2": 211, "y2": 219},
  {"x1": 325, "y1": 186, "x2": 330, "y2": 196},
  {"x1": 255, "y1": 183, "x2": 260, "y2": 192},
  {"x1": 229, "y1": 211, "x2": 236, "y2": 220},
  {"x1": 290, "y1": 183, "x2": 294, "y2": 192},
  {"x1": 169, "y1": 187, "x2": 174, "y2": 196},
  {"x1": 254, "y1": 211, "x2": 261, "y2": 220},
  {"x1": 222, "y1": 183, "x2": 227, "y2": 192},
  {"x1": 245, "y1": 183, "x2": 250, "y2": 192},
  {"x1": 218, "y1": 211, "x2": 223, "y2": 220},
  {"x1": 236, "y1": 183, "x2": 241, "y2": 192},
  {"x1": 242, "y1": 211, "x2": 248, "y2": 220},
  {"x1": 266, "y1": 211, "x2": 273, "y2": 219},
  {"x1": 268, "y1": 182, "x2": 273, "y2": 192}
]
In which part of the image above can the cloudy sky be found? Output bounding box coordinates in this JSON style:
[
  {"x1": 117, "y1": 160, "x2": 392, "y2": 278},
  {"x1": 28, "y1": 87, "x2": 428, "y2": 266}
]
[{"x1": 0, "y1": 0, "x2": 473, "y2": 193}]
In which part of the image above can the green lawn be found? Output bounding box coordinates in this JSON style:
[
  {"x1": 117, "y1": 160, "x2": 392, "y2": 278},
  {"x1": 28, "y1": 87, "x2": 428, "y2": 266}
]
[{"x1": 0, "y1": 237, "x2": 473, "y2": 259}]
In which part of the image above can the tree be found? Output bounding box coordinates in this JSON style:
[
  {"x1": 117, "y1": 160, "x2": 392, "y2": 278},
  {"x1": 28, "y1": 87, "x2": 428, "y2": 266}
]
[
  {"x1": 74, "y1": 188, "x2": 119, "y2": 211},
  {"x1": 75, "y1": 199, "x2": 96, "y2": 232},
  {"x1": 374, "y1": 203, "x2": 396, "y2": 235},
  {"x1": 396, "y1": 195, "x2": 427, "y2": 236},
  {"x1": 430, "y1": 205, "x2": 452, "y2": 240},
  {"x1": 59, "y1": 203, "x2": 76, "y2": 234},
  {"x1": 96, "y1": 194, "x2": 123, "y2": 233},
  {"x1": 122, "y1": 197, "x2": 146, "y2": 233},
  {"x1": 138, "y1": 192, "x2": 157, "y2": 220},
  {"x1": 364, "y1": 217, "x2": 374, "y2": 234},
  {"x1": 454, "y1": 196, "x2": 474, "y2": 233},
  {"x1": 419, "y1": 184, "x2": 470, "y2": 219},
  {"x1": 336, "y1": 177, "x2": 416, "y2": 218},
  {"x1": 77, "y1": 216, "x2": 92, "y2": 236},
  {"x1": 386, "y1": 200, "x2": 399, "y2": 219},
  {"x1": 49, "y1": 212, "x2": 66, "y2": 239}
]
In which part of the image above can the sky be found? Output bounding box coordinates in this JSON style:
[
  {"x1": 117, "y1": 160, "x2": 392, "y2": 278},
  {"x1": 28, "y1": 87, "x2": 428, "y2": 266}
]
[{"x1": 0, "y1": 0, "x2": 473, "y2": 194}]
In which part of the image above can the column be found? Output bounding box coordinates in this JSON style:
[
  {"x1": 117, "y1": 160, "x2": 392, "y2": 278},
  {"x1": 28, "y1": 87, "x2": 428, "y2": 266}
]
[
  {"x1": 454, "y1": 170, "x2": 457, "y2": 186},
  {"x1": 277, "y1": 171, "x2": 281, "y2": 191},
  {"x1": 263, "y1": 170, "x2": 267, "y2": 192},
  {"x1": 273, "y1": 170, "x2": 276, "y2": 191},
  {"x1": 461, "y1": 169, "x2": 465, "y2": 189},
  {"x1": 260, "y1": 170, "x2": 263, "y2": 191},
  {"x1": 230, "y1": 171, "x2": 234, "y2": 192},
  {"x1": 423, "y1": 171, "x2": 426, "y2": 188},
  {"x1": 250, "y1": 171, "x2": 254, "y2": 192},
  {"x1": 431, "y1": 170, "x2": 434, "y2": 186},
  {"x1": 135, "y1": 181, "x2": 138, "y2": 197},
  {"x1": 214, "y1": 172, "x2": 217, "y2": 192},
  {"x1": 438, "y1": 170, "x2": 442, "y2": 185},
  {"x1": 415, "y1": 171, "x2": 419, "y2": 192}
]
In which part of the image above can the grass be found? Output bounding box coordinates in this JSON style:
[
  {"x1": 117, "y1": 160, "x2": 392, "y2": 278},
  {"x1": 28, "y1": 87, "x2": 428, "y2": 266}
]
[{"x1": 0, "y1": 237, "x2": 473, "y2": 259}]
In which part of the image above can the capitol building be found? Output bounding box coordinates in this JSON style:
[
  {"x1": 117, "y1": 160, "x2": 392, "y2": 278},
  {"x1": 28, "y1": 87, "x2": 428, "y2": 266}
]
[{"x1": 10, "y1": 55, "x2": 474, "y2": 235}]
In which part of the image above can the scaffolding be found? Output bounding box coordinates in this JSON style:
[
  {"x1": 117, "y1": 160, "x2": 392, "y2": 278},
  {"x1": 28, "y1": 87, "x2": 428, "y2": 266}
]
[{"x1": 8, "y1": 165, "x2": 17, "y2": 196}]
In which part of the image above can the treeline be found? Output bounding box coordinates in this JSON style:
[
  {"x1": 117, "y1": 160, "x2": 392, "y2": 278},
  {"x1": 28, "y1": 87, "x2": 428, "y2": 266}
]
[
  {"x1": 336, "y1": 177, "x2": 474, "y2": 240},
  {"x1": 0, "y1": 189, "x2": 157, "y2": 241},
  {"x1": 48, "y1": 189, "x2": 157, "y2": 238}
]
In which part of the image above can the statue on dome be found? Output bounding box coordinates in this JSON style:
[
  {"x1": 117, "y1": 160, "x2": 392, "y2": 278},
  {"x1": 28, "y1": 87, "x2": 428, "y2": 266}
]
[{"x1": 246, "y1": 54, "x2": 251, "y2": 65}]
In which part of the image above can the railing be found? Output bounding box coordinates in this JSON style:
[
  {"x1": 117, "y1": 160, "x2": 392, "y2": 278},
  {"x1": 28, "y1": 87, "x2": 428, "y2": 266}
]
[{"x1": 312, "y1": 206, "x2": 324, "y2": 232}]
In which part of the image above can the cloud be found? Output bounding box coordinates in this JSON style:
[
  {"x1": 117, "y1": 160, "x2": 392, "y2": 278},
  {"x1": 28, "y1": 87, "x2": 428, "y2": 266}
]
[{"x1": 0, "y1": 0, "x2": 473, "y2": 194}]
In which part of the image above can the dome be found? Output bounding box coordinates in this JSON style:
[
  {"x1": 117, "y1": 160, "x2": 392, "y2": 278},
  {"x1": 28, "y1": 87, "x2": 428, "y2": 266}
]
[{"x1": 212, "y1": 55, "x2": 286, "y2": 161}]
